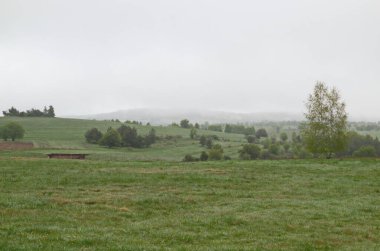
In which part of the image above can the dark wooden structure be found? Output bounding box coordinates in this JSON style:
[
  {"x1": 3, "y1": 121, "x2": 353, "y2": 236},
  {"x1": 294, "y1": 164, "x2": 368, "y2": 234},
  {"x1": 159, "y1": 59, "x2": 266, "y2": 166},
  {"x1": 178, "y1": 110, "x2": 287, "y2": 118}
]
[{"x1": 47, "y1": 153, "x2": 88, "y2": 160}]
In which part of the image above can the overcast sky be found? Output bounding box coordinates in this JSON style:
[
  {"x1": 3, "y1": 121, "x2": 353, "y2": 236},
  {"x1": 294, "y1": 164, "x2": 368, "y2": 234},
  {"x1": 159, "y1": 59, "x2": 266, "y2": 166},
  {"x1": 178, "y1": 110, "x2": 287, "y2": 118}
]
[{"x1": 0, "y1": 0, "x2": 379, "y2": 119}]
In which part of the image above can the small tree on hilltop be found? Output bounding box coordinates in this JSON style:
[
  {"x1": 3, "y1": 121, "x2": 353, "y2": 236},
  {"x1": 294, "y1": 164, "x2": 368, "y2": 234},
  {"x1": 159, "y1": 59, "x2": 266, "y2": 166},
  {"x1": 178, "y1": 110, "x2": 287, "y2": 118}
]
[
  {"x1": 302, "y1": 82, "x2": 348, "y2": 158},
  {"x1": 99, "y1": 127, "x2": 121, "y2": 148},
  {"x1": 0, "y1": 122, "x2": 25, "y2": 141}
]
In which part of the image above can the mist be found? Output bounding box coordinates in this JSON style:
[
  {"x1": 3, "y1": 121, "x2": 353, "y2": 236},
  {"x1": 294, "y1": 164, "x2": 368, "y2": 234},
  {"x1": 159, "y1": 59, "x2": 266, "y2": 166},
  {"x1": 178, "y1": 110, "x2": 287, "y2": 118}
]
[{"x1": 1, "y1": 0, "x2": 379, "y2": 120}]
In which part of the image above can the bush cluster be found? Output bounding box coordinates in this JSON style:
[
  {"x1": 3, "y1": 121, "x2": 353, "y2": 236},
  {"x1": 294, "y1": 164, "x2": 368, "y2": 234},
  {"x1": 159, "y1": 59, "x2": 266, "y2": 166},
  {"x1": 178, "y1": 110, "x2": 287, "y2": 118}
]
[{"x1": 85, "y1": 125, "x2": 156, "y2": 148}]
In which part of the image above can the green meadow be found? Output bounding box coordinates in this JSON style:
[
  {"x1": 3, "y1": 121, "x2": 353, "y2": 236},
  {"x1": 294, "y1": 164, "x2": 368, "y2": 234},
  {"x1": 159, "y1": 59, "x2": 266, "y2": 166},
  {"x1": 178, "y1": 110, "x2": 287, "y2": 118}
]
[
  {"x1": 0, "y1": 117, "x2": 379, "y2": 250},
  {"x1": 0, "y1": 117, "x2": 245, "y2": 161}
]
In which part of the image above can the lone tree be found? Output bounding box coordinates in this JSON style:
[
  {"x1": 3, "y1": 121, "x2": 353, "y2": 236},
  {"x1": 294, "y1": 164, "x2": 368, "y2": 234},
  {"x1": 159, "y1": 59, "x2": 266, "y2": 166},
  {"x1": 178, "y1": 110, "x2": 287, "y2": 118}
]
[
  {"x1": 302, "y1": 82, "x2": 348, "y2": 158},
  {"x1": 0, "y1": 122, "x2": 25, "y2": 141}
]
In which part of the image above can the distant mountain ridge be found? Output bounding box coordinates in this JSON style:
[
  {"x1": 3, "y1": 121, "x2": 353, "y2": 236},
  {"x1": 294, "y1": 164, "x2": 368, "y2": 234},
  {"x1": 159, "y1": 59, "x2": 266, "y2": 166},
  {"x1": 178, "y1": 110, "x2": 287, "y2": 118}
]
[{"x1": 68, "y1": 108, "x2": 304, "y2": 125}]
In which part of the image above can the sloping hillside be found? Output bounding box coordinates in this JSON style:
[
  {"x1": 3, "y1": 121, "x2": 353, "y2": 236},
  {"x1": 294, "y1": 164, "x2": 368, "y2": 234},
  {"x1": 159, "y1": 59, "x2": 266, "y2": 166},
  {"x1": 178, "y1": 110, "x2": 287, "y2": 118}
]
[{"x1": 0, "y1": 117, "x2": 245, "y2": 161}]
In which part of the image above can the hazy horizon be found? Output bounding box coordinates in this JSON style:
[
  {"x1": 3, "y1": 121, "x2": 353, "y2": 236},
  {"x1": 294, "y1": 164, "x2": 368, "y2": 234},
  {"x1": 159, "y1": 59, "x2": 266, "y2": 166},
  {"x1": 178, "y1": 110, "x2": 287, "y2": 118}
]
[{"x1": 1, "y1": 0, "x2": 379, "y2": 119}]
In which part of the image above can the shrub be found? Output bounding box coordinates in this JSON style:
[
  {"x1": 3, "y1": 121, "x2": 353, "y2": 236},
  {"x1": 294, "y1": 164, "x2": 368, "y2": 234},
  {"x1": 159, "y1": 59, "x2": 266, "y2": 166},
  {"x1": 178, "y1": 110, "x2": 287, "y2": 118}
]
[
  {"x1": 208, "y1": 124, "x2": 223, "y2": 132},
  {"x1": 353, "y1": 146, "x2": 377, "y2": 158},
  {"x1": 199, "y1": 135, "x2": 207, "y2": 146},
  {"x1": 280, "y1": 132, "x2": 288, "y2": 142},
  {"x1": 190, "y1": 128, "x2": 197, "y2": 139},
  {"x1": 269, "y1": 143, "x2": 280, "y2": 155},
  {"x1": 208, "y1": 144, "x2": 224, "y2": 160},
  {"x1": 85, "y1": 128, "x2": 103, "y2": 144},
  {"x1": 256, "y1": 128, "x2": 268, "y2": 139},
  {"x1": 117, "y1": 125, "x2": 138, "y2": 147},
  {"x1": 199, "y1": 135, "x2": 214, "y2": 148},
  {"x1": 99, "y1": 128, "x2": 121, "y2": 148},
  {"x1": 200, "y1": 151, "x2": 208, "y2": 161},
  {"x1": 183, "y1": 154, "x2": 199, "y2": 162},
  {"x1": 239, "y1": 144, "x2": 261, "y2": 160},
  {"x1": 205, "y1": 138, "x2": 213, "y2": 149},
  {"x1": 223, "y1": 155, "x2": 232, "y2": 160},
  {"x1": 144, "y1": 128, "x2": 157, "y2": 147},
  {"x1": 246, "y1": 135, "x2": 257, "y2": 143},
  {"x1": 260, "y1": 149, "x2": 272, "y2": 160}
]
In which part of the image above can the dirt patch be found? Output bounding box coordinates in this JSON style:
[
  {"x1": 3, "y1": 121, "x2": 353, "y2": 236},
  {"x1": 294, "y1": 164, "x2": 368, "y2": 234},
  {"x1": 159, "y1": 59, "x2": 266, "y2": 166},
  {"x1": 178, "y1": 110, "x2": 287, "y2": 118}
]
[{"x1": 0, "y1": 141, "x2": 34, "y2": 150}]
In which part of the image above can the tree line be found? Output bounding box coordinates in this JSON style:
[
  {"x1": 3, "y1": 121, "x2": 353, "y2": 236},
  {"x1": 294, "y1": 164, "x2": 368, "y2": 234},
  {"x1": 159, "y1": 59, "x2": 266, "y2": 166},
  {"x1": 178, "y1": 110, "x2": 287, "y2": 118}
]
[{"x1": 3, "y1": 106, "x2": 55, "y2": 117}]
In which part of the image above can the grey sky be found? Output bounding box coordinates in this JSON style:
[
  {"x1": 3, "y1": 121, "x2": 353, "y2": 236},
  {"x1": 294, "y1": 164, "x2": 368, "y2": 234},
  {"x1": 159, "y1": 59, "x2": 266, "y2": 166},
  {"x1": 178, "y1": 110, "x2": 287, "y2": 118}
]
[{"x1": 0, "y1": 0, "x2": 379, "y2": 119}]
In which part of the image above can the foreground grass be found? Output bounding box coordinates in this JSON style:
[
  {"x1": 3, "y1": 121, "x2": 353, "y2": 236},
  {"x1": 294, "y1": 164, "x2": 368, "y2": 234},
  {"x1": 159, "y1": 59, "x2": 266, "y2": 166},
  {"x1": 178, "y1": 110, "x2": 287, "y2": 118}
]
[{"x1": 1, "y1": 158, "x2": 379, "y2": 250}]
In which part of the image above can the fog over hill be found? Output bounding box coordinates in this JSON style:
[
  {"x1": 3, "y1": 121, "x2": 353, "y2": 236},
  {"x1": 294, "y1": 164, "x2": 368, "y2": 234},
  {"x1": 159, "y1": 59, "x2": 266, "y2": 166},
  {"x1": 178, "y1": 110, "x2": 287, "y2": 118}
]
[{"x1": 69, "y1": 109, "x2": 304, "y2": 125}]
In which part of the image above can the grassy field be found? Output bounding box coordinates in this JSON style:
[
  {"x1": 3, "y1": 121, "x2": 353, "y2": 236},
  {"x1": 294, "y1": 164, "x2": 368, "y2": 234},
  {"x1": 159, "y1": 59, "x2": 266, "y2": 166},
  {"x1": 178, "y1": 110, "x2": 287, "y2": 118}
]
[
  {"x1": 0, "y1": 117, "x2": 379, "y2": 250},
  {"x1": 1, "y1": 158, "x2": 379, "y2": 250},
  {"x1": 0, "y1": 117, "x2": 245, "y2": 161}
]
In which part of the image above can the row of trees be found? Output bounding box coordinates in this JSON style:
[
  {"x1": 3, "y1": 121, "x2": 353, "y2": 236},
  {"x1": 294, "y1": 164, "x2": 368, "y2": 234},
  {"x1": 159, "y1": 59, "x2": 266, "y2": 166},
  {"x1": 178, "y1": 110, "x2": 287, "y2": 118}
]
[
  {"x1": 85, "y1": 125, "x2": 156, "y2": 148},
  {"x1": 3, "y1": 106, "x2": 55, "y2": 118}
]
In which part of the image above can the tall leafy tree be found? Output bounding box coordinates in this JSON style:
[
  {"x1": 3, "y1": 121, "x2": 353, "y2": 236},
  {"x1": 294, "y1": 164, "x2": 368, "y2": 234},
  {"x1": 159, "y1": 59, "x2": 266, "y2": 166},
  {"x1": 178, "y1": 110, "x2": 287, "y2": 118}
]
[{"x1": 302, "y1": 82, "x2": 348, "y2": 158}]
